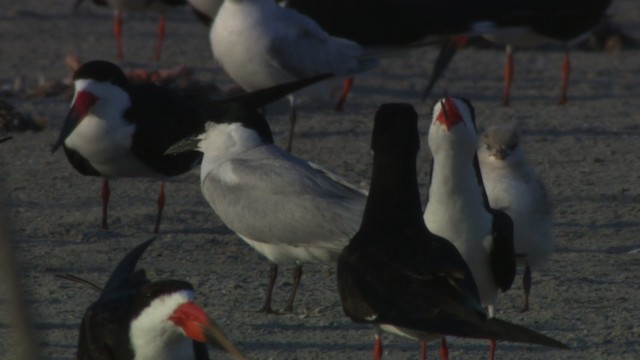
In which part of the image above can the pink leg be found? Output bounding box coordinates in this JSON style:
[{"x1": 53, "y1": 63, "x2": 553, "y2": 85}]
[
  {"x1": 439, "y1": 338, "x2": 449, "y2": 360},
  {"x1": 154, "y1": 14, "x2": 166, "y2": 61},
  {"x1": 420, "y1": 340, "x2": 427, "y2": 360},
  {"x1": 114, "y1": 10, "x2": 124, "y2": 60},
  {"x1": 101, "y1": 178, "x2": 110, "y2": 230},
  {"x1": 334, "y1": 77, "x2": 354, "y2": 112},
  {"x1": 154, "y1": 181, "x2": 165, "y2": 234},
  {"x1": 373, "y1": 334, "x2": 383, "y2": 360},
  {"x1": 558, "y1": 49, "x2": 570, "y2": 105},
  {"x1": 489, "y1": 338, "x2": 496, "y2": 360},
  {"x1": 503, "y1": 46, "x2": 514, "y2": 107}
]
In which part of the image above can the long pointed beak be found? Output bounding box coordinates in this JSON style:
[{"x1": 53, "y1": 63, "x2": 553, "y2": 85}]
[
  {"x1": 169, "y1": 302, "x2": 247, "y2": 359},
  {"x1": 164, "y1": 136, "x2": 200, "y2": 155},
  {"x1": 52, "y1": 91, "x2": 98, "y2": 153},
  {"x1": 435, "y1": 97, "x2": 463, "y2": 130}
]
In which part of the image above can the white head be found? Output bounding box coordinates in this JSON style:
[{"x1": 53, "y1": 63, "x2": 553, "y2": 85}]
[
  {"x1": 428, "y1": 97, "x2": 478, "y2": 160},
  {"x1": 129, "y1": 282, "x2": 210, "y2": 360}
]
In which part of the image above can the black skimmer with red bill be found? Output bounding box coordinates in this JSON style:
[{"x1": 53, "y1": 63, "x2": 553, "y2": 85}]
[
  {"x1": 423, "y1": 97, "x2": 517, "y2": 359},
  {"x1": 52, "y1": 60, "x2": 331, "y2": 233},
  {"x1": 337, "y1": 103, "x2": 568, "y2": 360},
  {"x1": 74, "y1": 0, "x2": 187, "y2": 60},
  {"x1": 72, "y1": 238, "x2": 246, "y2": 359},
  {"x1": 478, "y1": 0, "x2": 612, "y2": 106},
  {"x1": 166, "y1": 105, "x2": 367, "y2": 314},
  {"x1": 210, "y1": 0, "x2": 379, "y2": 152},
  {"x1": 478, "y1": 124, "x2": 554, "y2": 312}
]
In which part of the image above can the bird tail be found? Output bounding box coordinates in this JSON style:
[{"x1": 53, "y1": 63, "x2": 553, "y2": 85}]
[{"x1": 462, "y1": 317, "x2": 569, "y2": 349}]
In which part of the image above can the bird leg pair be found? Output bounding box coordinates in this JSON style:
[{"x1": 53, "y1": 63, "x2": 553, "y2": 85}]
[{"x1": 259, "y1": 263, "x2": 302, "y2": 314}]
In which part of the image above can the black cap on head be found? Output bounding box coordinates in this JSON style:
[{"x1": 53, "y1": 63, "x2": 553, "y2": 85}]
[
  {"x1": 372, "y1": 103, "x2": 419, "y2": 154},
  {"x1": 73, "y1": 60, "x2": 130, "y2": 90},
  {"x1": 213, "y1": 105, "x2": 274, "y2": 144},
  {"x1": 130, "y1": 280, "x2": 194, "y2": 320}
]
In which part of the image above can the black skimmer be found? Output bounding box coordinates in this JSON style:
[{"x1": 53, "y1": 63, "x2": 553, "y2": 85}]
[
  {"x1": 74, "y1": 0, "x2": 187, "y2": 60},
  {"x1": 52, "y1": 60, "x2": 331, "y2": 233},
  {"x1": 478, "y1": 124, "x2": 554, "y2": 312},
  {"x1": 210, "y1": 0, "x2": 378, "y2": 152},
  {"x1": 337, "y1": 103, "x2": 567, "y2": 359},
  {"x1": 423, "y1": 97, "x2": 517, "y2": 359},
  {"x1": 166, "y1": 105, "x2": 367, "y2": 313},
  {"x1": 283, "y1": 0, "x2": 487, "y2": 107},
  {"x1": 478, "y1": 0, "x2": 613, "y2": 106},
  {"x1": 73, "y1": 238, "x2": 246, "y2": 359}
]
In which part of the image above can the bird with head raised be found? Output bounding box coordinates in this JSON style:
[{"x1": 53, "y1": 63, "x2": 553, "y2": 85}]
[{"x1": 337, "y1": 103, "x2": 567, "y2": 360}]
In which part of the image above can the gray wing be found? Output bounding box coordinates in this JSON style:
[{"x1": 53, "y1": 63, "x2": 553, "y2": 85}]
[
  {"x1": 202, "y1": 146, "x2": 367, "y2": 249},
  {"x1": 265, "y1": 7, "x2": 375, "y2": 78}
]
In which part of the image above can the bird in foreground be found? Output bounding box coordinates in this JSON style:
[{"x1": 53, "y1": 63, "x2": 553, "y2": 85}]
[
  {"x1": 424, "y1": 97, "x2": 516, "y2": 359},
  {"x1": 337, "y1": 103, "x2": 568, "y2": 360},
  {"x1": 72, "y1": 238, "x2": 245, "y2": 359},
  {"x1": 479, "y1": 0, "x2": 613, "y2": 106},
  {"x1": 210, "y1": 0, "x2": 377, "y2": 152},
  {"x1": 478, "y1": 124, "x2": 554, "y2": 312},
  {"x1": 167, "y1": 105, "x2": 367, "y2": 313},
  {"x1": 74, "y1": 0, "x2": 186, "y2": 60},
  {"x1": 52, "y1": 60, "x2": 330, "y2": 233}
]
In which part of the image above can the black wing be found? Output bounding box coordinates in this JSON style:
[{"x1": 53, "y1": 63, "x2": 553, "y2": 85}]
[{"x1": 489, "y1": 209, "x2": 516, "y2": 292}]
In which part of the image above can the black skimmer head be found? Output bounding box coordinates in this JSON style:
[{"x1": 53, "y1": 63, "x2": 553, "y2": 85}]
[
  {"x1": 77, "y1": 238, "x2": 245, "y2": 359},
  {"x1": 52, "y1": 60, "x2": 130, "y2": 154},
  {"x1": 338, "y1": 103, "x2": 567, "y2": 357},
  {"x1": 428, "y1": 96, "x2": 477, "y2": 150}
]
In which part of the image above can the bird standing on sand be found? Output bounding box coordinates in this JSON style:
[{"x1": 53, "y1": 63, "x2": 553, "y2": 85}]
[
  {"x1": 52, "y1": 60, "x2": 328, "y2": 233},
  {"x1": 337, "y1": 103, "x2": 567, "y2": 360},
  {"x1": 478, "y1": 124, "x2": 554, "y2": 312},
  {"x1": 75, "y1": 0, "x2": 187, "y2": 60},
  {"x1": 167, "y1": 105, "x2": 366, "y2": 313},
  {"x1": 210, "y1": 0, "x2": 377, "y2": 152},
  {"x1": 73, "y1": 238, "x2": 245, "y2": 359},
  {"x1": 478, "y1": 0, "x2": 613, "y2": 105},
  {"x1": 423, "y1": 97, "x2": 516, "y2": 359}
]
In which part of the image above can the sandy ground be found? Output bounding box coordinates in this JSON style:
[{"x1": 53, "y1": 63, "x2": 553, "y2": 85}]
[{"x1": 1, "y1": 0, "x2": 640, "y2": 359}]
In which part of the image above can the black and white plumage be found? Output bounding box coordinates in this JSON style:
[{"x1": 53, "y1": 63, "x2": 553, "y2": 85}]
[
  {"x1": 167, "y1": 105, "x2": 366, "y2": 313},
  {"x1": 478, "y1": 124, "x2": 554, "y2": 312},
  {"x1": 423, "y1": 97, "x2": 516, "y2": 359},
  {"x1": 52, "y1": 60, "x2": 329, "y2": 233},
  {"x1": 210, "y1": 0, "x2": 377, "y2": 152},
  {"x1": 337, "y1": 103, "x2": 567, "y2": 360},
  {"x1": 75, "y1": 238, "x2": 245, "y2": 360}
]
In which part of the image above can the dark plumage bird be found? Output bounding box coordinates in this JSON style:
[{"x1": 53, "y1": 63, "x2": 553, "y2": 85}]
[
  {"x1": 74, "y1": 238, "x2": 245, "y2": 359},
  {"x1": 337, "y1": 103, "x2": 568, "y2": 359},
  {"x1": 52, "y1": 60, "x2": 329, "y2": 233}
]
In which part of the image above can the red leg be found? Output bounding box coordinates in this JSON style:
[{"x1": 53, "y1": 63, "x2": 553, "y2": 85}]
[
  {"x1": 489, "y1": 338, "x2": 496, "y2": 360},
  {"x1": 154, "y1": 181, "x2": 165, "y2": 234},
  {"x1": 155, "y1": 14, "x2": 166, "y2": 61},
  {"x1": 334, "y1": 77, "x2": 354, "y2": 112},
  {"x1": 101, "y1": 178, "x2": 110, "y2": 230},
  {"x1": 420, "y1": 340, "x2": 427, "y2": 360},
  {"x1": 558, "y1": 49, "x2": 570, "y2": 105},
  {"x1": 439, "y1": 338, "x2": 449, "y2": 360},
  {"x1": 373, "y1": 334, "x2": 383, "y2": 360},
  {"x1": 114, "y1": 10, "x2": 124, "y2": 60},
  {"x1": 503, "y1": 46, "x2": 514, "y2": 107}
]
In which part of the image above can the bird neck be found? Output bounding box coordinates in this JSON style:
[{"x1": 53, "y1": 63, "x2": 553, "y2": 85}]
[{"x1": 361, "y1": 150, "x2": 424, "y2": 230}]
